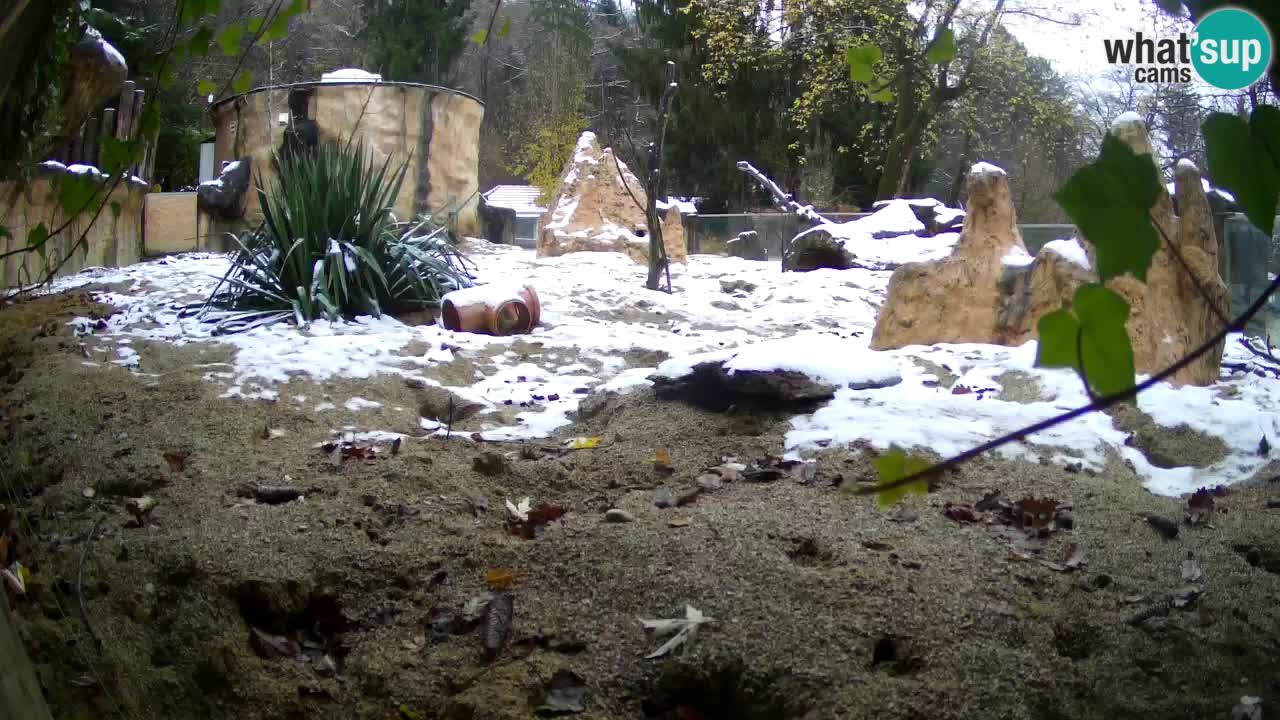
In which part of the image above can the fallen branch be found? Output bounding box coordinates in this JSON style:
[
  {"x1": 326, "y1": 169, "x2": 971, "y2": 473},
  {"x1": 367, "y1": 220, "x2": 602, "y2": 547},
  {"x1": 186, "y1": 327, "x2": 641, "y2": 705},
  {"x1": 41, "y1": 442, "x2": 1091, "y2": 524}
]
[{"x1": 735, "y1": 161, "x2": 831, "y2": 226}]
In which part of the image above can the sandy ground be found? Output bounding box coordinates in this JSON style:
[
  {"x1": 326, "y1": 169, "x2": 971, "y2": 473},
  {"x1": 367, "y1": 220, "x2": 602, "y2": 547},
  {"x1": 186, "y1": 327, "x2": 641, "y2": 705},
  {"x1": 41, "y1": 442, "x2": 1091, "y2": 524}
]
[{"x1": 3, "y1": 291, "x2": 1280, "y2": 720}]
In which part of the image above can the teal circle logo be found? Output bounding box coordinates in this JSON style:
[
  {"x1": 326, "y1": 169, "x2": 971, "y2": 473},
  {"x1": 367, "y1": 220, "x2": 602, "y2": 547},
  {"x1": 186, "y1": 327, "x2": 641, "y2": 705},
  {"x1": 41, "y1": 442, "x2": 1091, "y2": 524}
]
[{"x1": 1191, "y1": 7, "x2": 1273, "y2": 90}]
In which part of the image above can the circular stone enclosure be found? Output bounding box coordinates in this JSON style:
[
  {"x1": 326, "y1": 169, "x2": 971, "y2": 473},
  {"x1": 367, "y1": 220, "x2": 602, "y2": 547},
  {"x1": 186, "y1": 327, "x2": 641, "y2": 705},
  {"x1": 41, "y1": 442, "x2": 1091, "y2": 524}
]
[{"x1": 211, "y1": 81, "x2": 484, "y2": 237}]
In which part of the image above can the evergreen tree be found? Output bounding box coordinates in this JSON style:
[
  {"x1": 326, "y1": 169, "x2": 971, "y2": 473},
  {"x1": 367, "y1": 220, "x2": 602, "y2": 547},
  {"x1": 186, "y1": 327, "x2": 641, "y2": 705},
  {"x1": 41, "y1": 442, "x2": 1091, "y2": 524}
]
[{"x1": 362, "y1": 0, "x2": 473, "y2": 85}]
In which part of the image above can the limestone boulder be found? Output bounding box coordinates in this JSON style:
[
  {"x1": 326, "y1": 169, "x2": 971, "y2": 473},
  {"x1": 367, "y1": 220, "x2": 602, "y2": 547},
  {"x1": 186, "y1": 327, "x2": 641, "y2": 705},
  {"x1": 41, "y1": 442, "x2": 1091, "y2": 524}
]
[{"x1": 537, "y1": 132, "x2": 686, "y2": 265}]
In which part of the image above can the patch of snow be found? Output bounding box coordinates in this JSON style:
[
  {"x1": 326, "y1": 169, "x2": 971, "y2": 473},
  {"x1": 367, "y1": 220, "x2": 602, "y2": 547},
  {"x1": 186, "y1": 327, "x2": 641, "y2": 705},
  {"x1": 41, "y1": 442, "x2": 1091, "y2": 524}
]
[
  {"x1": 344, "y1": 397, "x2": 383, "y2": 411},
  {"x1": 657, "y1": 197, "x2": 699, "y2": 215},
  {"x1": 320, "y1": 68, "x2": 382, "y2": 83},
  {"x1": 1176, "y1": 158, "x2": 1198, "y2": 173},
  {"x1": 39, "y1": 161, "x2": 68, "y2": 173},
  {"x1": 720, "y1": 333, "x2": 902, "y2": 389},
  {"x1": 1112, "y1": 111, "x2": 1144, "y2": 129},
  {"x1": 854, "y1": 200, "x2": 927, "y2": 235},
  {"x1": 970, "y1": 161, "x2": 1006, "y2": 177},
  {"x1": 1165, "y1": 177, "x2": 1237, "y2": 203},
  {"x1": 66, "y1": 164, "x2": 104, "y2": 179},
  {"x1": 1002, "y1": 247, "x2": 1035, "y2": 268},
  {"x1": 1044, "y1": 239, "x2": 1091, "y2": 270}
]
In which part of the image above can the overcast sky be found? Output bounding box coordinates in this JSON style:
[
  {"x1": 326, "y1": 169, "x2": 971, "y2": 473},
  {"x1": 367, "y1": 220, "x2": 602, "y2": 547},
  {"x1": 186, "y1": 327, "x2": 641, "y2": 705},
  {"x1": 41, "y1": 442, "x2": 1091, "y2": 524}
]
[{"x1": 1001, "y1": 0, "x2": 1191, "y2": 80}]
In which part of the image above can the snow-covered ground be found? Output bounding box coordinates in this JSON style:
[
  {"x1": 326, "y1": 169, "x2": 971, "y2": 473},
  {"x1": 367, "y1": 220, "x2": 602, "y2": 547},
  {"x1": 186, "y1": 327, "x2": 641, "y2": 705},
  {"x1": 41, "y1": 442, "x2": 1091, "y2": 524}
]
[{"x1": 43, "y1": 222, "x2": 1280, "y2": 497}]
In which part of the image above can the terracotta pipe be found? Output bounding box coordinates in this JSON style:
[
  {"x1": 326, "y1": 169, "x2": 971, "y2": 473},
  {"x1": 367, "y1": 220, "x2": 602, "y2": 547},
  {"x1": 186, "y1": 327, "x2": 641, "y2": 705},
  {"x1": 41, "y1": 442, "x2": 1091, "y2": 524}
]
[{"x1": 441, "y1": 284, "x2": 540, "y2": 336}]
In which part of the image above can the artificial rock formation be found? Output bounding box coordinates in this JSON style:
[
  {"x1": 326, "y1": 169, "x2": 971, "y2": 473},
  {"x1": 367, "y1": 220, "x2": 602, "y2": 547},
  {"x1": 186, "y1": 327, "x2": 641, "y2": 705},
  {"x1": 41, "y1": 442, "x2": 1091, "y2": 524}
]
[
  {"x1": 872, "y1": 117, "x2": 1229, "y2": 387},
  {"x1": 1089, "y1": 115, "x2": 1229, "y2": 386},
  {"x1": 537, "y1": 132, "x2": 687, "y2": 265},
  {"x1": 871, "y1": 163, "x2": 1057, "y2": 348},
  {"x1": 59, "y1": 29, "x2": 128, "y2": 138},
  {"x1": 211, "y1": 81, "x2": 484, "y2": 236}
]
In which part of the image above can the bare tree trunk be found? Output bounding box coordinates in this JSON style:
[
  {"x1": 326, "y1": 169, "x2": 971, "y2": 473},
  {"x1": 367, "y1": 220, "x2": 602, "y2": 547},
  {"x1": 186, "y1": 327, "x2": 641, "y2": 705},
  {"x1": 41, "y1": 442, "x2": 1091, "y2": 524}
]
[
  {"x1": 946, "y1": 131, "x2": 972, "y2": 206},
  {"x1": 644, "y1": 62, "x2": 679, "y2": 291}
]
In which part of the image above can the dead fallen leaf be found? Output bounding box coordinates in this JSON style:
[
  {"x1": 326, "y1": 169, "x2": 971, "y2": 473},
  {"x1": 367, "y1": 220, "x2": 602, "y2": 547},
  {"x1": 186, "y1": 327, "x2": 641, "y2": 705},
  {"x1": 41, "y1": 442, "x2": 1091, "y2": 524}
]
[
  {"x1": 507, "y1": 502, "x2": 567, "y2": 540},
  {"x1": 1017, "y1": 497, "x2": 1058, "y2": 534},
  {"x1": 653, "y1": 449, "x2": 674, "y2": 475},
  {"x1": 1187, "y1": 488, "x2": 1215, "y2": 525},
  {"x1": 249, "y1": 627, "x2": 300, "y2": 659},
  {"x1": 944, "y1": 503, "x2": 978, "y2": 523},
  {"x1": 485, "y1": 568, "x2": 515, "y2": 591},
  {"x1": 667, "y1": 517, "x2": 692, "y2": 528},
  {"x1": 162, "y1": 451, "x2": 188, "y2": 473},
  {"x1": 481, "y1": 593, "x2": 514, "y2": 661},
  {"x1": 124, "y1": 496, "x2": 157, "y2": 527},
  {"x1": 1181, "y1": 558, "x2": 1203, "y2": 583},
  {"x1": 639, "y1": 605, "x2": 712, "y2": 659}
]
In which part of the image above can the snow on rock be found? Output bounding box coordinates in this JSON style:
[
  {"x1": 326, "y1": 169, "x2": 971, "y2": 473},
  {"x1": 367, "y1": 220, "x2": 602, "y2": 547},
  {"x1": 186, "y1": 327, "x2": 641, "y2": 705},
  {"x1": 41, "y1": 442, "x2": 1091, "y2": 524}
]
[
  {"x1": 721, "y1": 333, "x2": 902, "y2": 389},
  {"x1": 969, "y1": 161, "x2": 1006, "y2": 177},
  {"x1": 1043, "y1": 238, "x2": 1091, "y2": 270},
  {"x1": 537, "y1": 131, "x2": 686, "y2": 265},
  {"x1": 851, "y1": 200, "x2": 927, "y2": 237},
  {"x1": 1112, "y1": 111, "x2": 1145, "y2": 129},
  {"x1": 1002, "y1": 247, "x2": 1035, "y2": 268}
]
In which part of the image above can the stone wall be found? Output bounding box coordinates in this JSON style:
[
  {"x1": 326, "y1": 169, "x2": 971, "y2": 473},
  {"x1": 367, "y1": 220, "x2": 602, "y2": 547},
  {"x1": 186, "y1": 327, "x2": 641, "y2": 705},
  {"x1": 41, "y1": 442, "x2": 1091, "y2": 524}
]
[
  {"x1": 142, "y1": 191, "x2": 199, "y2": 256},
  {"x1": 0, "y1": 170, "x2": 145, "y2": 289},
  {"x1": 211, "y1": 82, "x2": 484, "y2": 237}
]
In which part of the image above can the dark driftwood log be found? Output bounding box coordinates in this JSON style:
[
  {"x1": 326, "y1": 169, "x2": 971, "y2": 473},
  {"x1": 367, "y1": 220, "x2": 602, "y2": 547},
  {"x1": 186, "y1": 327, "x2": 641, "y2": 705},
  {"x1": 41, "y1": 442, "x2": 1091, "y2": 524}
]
[{"x1": 781, "y1": 226, "x2": 856, "y2": 272}]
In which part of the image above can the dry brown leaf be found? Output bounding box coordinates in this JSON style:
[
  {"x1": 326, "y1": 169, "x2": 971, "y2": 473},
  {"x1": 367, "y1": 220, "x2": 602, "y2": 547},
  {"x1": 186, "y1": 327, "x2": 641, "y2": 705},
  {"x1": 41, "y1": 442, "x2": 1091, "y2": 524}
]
[
  {"x1": 944, "y1": 503, "x2": 978, "y2": 523},
  {"x1": 162, "y1": 451, "x2": 188, "y2": 473},
  {"x1": 485, "y1": 568, "x2": 515, "y2": 591},
  {"x1": 1017, "y1": 497, "x2": 1058, "y2": 533},
  {"x1": 668, "y1": 517, "x2": 692, "y2": 528}
]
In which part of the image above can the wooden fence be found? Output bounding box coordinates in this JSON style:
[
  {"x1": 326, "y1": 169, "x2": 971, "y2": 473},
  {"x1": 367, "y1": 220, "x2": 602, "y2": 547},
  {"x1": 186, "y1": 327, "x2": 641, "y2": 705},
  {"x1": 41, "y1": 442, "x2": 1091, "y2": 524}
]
[{"x1": 46, "y1": 80, "x2": 158, "y2": 181}]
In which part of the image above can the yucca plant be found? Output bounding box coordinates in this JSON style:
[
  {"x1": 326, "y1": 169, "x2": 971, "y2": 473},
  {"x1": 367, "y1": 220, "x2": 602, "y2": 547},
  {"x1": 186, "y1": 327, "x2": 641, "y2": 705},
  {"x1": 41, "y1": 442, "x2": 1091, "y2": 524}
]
[{"x1": 198, "y1": 140, "x2": 474, "y2": 333}]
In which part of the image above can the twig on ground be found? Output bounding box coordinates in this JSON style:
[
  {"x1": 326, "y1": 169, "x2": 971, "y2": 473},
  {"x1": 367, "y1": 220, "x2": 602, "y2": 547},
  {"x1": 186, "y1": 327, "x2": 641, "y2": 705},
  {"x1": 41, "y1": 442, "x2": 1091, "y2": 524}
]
[{"x1": 77, "y1": 515, "x2": 106, "y2": 652}]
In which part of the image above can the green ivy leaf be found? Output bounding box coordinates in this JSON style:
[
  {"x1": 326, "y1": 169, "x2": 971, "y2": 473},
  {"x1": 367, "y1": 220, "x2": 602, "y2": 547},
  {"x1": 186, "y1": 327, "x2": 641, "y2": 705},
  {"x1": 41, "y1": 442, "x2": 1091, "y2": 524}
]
[
  {"x1": 265, "y1": 0, "x2": 305, "y2": 41},
  {"x1": 247, "y1": 16, "x2": 264, "y2": 33},
  {"x1": 869, "y1": 447, "x2": 931, "y2": 509},
  {"x1": 188, "y1": 26, "x2": 212, "y2": 57},
  {"x1": 0, "y1": 225, "x2": 10, "y2": 241},
  {"x1": 497, "y1": 16, "x2": 512, "y2": 39},
  {"x1": 845, "y1": 44, "x2": 882, "y2": 83},
  {"x1": 1202, "y1": 108, "x2": 1279, "y2": 237},
  {"x1": 470, "y1": 29, "x2": 488, "y2": 45},
  {"x1": 217, "y1": 24, "x2": 245, "y2": 56},
  {"x1": 1054, "y1": 133, "x2": 1161, "y2": 282},
  {"x1": 181, "y1": 0, "x2": 221, "y2": 24},
  {"x1": 59, "y1": 174, "x2": 98, "y2": 216},
  {"x1": 232, "y1": 71, "x2": 253, "y2": 94},
  {"x1": 925, "y1": 27, "x2": 957, "y2": 64},
  {"x1": 1035, "y1": 284, "x2": 1135, "y2": 398},
  {"x1": 869, "y1": 86, "x2": 896, "y2": 103},
  {"x1": 26, "y1": 223, "x2": 49, "y2": 261},
  {"x1": 99, "y1": 137, "x2": 135, "y2": 175},
  {"x1": 197, "y1": 79, "x2": 219, "y2": 96}
]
